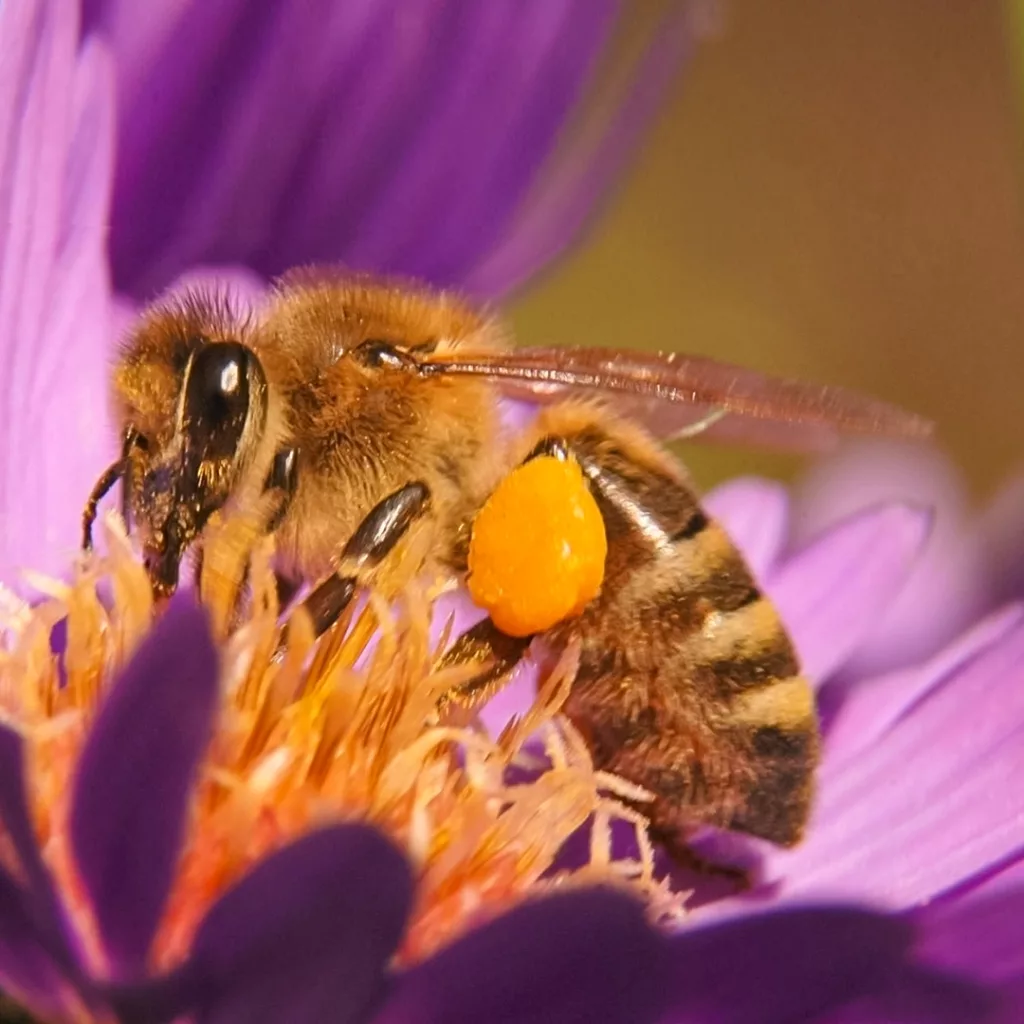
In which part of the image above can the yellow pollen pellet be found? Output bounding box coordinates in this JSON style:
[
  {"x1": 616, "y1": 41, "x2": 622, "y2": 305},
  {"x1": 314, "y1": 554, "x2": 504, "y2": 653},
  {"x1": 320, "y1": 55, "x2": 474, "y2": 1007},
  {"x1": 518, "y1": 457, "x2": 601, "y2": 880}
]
[{"x1": 467, "y1": 455, "x2": 608, "y2": 637}]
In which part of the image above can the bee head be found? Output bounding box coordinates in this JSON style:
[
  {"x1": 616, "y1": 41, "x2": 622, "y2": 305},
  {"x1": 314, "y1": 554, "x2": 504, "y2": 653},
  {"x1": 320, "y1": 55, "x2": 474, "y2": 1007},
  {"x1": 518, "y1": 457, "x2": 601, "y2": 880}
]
[{"x1": 125, "y1": 339, "x2": 270, "y2": 597}]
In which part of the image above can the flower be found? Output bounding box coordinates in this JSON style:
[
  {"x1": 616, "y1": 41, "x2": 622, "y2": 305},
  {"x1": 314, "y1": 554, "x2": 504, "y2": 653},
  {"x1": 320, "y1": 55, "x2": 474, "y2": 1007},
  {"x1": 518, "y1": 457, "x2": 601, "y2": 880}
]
[
  {"x1": 3, "y1": 2, "x2": 1024, "y2": 1022},
  {"x1": 0, "y1": 532, "x2": 1008, "y2": 1024},
  {"x1": 80, "y1": 0, "x2": 695, "y2": 301}
]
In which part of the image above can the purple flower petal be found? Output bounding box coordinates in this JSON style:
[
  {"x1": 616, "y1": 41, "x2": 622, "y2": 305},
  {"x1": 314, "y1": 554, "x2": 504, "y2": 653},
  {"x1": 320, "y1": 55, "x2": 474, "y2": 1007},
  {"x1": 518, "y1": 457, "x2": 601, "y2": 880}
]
[
  {"x1": 338, "y1": 1, "x2": 618, "y2": 285},
  {"x1": 980, "y1": 468, "x2": 1024, "y2": 609},
  {"x1": 0, "y1": 727, "x2": 77, "y2": 973},
  {"x1": 791, "y1": 440, "x2": 987, "y2": 679},
  {"x1": 824, "y1": 603, "x2": 1024, "y2": 765},
  {"x1": 180, "y1": 824, "x2": 411, "y2": 1024},
  {"x1": 704, "y1": 476, "x2": 790, "y2": 581},
  {"x1": 70, "y1": 596, "x2": 218, "y2": 978},
  {"x1": 915, "y1": 884, "x2": 1024, "y2": 1009},
  {"x1": 661, "y1": 905, "x2": 991, "y2": 1024},
  {"x1": 0, "y1": 868, "x2": 84, "y2": 1024},
  {"x1": 763, "y1": 617, "x2": 1024, "y2": 909},
  {"x1": 767, "y1": 503, "x2": 932, "y2": 684},
  {"x1": 83, "y1": 0, "x2": 674, "y2": 300},
  {"x1": 0, "y1": 0, "x2": 116, "y2": 590},
  {"x1": 375, "y1": 888, "x2": 671, "y2": 1024},
  {"x1": 464, "y1": 4, "x2": 694, "y2": 298}
]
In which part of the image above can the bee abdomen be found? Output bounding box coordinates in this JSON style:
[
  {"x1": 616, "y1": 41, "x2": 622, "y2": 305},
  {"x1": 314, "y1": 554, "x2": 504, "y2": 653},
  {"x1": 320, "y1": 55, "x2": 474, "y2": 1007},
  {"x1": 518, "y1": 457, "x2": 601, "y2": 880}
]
[
  {"x1": 523, "y1": 410, "x2": 820, "y2": 849},
  {"x1": 637, "y1": 516, "x2": 819, "y2": 846},
  {"x1": 681, "y1": 522, "x2": 818, "y2": 844}
]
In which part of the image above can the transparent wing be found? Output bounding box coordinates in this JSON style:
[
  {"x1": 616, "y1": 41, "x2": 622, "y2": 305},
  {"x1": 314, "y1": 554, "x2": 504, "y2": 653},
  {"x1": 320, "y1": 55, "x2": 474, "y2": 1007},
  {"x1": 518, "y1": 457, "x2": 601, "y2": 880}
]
[{"x1": 420, "y1": 346, "x2": 933, "y2": 451}]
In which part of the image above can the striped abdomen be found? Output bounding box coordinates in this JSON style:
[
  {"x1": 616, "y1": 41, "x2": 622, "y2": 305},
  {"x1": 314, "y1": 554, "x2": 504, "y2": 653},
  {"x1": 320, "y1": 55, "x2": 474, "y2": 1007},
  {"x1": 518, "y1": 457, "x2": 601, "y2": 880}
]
[{"x1": 537, "y1": 411, "x2": 819, "y2": 847}]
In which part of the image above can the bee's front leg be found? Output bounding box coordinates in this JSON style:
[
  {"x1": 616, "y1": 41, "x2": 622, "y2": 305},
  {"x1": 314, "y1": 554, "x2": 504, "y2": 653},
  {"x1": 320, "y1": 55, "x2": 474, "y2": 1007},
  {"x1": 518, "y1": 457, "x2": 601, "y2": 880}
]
[{"x1": 193, "y1": 447, "x2": 302, "y2": 594}]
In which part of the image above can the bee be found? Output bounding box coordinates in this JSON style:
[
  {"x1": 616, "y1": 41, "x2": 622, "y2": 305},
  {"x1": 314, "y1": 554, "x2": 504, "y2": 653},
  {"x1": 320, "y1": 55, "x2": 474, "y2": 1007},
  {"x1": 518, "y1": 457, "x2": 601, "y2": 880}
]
[{"x1": 82, "y1": 268, "x2": 931, "y2": 870}]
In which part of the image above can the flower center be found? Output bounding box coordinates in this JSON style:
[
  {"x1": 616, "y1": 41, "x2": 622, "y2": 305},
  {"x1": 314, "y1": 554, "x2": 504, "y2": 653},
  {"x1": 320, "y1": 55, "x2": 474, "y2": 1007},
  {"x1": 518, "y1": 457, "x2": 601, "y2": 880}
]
[{"x1": 0, "y1": 511, "x2": 684, "y2": 977}]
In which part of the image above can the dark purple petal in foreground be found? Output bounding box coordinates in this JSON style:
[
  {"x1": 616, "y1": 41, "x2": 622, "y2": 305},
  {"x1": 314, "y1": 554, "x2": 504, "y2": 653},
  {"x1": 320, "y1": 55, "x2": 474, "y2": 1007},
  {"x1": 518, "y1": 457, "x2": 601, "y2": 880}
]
[
  {"x1": 375, "y1": 889, "x2": 671, "y2": 1024},
  {"x1": 176, "y1": 825, "x2": 411, "y2": 1024},
  {"x1": 661, "y1": 906, "x2": 992, "y2": 1024},
  {"x1": 768, "y1": 503, "x2": 932, "y2": 684},
  {"x1": 70, "y1": 597, "x2": 218, "y2": 978},
  {"x1": 0, "y1": 869, "x2": 84, "y2": 1023},
  {"x1": 81, "y1": 0, "x2": 677, "y2": 301},
  {"x1": 914, "y1": 883, "x2": 1024, "y2": 1024},
  {"x1": 0, "y1": 728, "x2": 76, "y2": 973}
]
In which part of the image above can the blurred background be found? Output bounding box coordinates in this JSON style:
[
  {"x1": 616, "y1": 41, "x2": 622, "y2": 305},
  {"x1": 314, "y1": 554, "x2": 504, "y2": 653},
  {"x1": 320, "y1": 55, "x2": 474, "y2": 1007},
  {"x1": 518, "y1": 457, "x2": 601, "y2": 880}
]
[{"x1": 511, "y1": 2, "x2": 1024, "y2": 500}]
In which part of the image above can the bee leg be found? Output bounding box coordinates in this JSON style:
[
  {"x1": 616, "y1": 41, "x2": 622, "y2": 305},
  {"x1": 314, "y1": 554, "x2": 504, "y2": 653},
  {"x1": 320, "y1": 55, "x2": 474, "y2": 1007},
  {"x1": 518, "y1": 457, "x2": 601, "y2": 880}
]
[
  {"x1": 435, "y1": 619, "x2": 533, "y2": 710},
  {"x1": 82, "y1": 426, "x2": 143, "y2": 551},
  {"x1": 263, "y1": 447, "x2": 299, "y2": 533},
  {"x1": 296, "y1": 482, "x2": 432, "y2": 638},
  {"x1": 82, "y1": 459, "x2": 126, "y2": 551}
]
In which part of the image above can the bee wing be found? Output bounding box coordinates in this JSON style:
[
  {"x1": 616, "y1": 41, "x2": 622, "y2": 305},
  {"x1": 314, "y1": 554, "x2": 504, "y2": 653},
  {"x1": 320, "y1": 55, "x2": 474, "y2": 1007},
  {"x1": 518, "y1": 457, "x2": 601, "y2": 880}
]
[{"x1": 421, "y1": 346, "x2": 933, "y2": 451}]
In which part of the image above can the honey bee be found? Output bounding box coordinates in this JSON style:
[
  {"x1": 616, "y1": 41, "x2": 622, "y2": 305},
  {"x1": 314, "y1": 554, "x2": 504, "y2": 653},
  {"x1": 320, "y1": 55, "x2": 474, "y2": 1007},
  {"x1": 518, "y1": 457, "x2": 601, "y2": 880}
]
[{"x1": 82, "y1": 268, "x2": 931, "y2": 871}]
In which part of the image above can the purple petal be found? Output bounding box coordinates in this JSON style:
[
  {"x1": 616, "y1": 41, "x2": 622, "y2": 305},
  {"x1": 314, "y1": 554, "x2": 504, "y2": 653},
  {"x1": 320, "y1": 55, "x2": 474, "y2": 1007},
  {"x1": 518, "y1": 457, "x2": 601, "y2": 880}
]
[
  {"x1": 339, "y1": 1, "x2": 618, "y2": 282},
  {"x1": 824, "y1": 603, "x2": 1024, "y2": 765},
  {"x1": 704, "y1": 476, "x2": 790, "y2": 581},
  {"x1": 464, "y1": 5, "x2": 693, "y2": 298},
  {"x1": 767, "y1": 503, "x2": 932, "y2": 685},
  {"x1": 980, "y1": 469, "x2": 1024, "y2": 608},
  {"x1": 661, "y1": 905, "x2": 990, "y2": 1024},
  {"x1": 762, "y1": 617, "x2": 1024, "y2": 909},
  {"x1": 84, "y1": 0, "x2": 670, "y2": 300},
  {"x1": 910, "y1": 878, "x2": 1024, "y2": 1024},
  {"x1": 916, "y1": 885, "x2": 1024, "y2": 996},
  {"x1": 0, "y1": 0, "x2": 116, "y2": 591},
  {"x1": 0, "y1": 727, "x2": 78, "y2": 972},
  {"x1": 791, "y1": 440, "x2": 987, "y2": 679},
  {"x1": 181, "y1": 824, "x2": 410, "y2": 1024},
  {"x1": 70, "y1": 596, "x2": 218, "y2": 978},
  {"x1": 375, "y1": 888, "x2": 671, "y2": 1024},
  {"x1": 0, "y1": 868, "x2": 84, "y2": 1023}
]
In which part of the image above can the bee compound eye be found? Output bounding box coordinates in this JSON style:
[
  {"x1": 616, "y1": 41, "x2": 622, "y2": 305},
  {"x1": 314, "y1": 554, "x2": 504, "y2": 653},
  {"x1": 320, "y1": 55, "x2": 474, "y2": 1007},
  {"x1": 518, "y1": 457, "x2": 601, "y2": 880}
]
[{"x1": 183, "y1": 342, "x2": 256, "y2": 458}]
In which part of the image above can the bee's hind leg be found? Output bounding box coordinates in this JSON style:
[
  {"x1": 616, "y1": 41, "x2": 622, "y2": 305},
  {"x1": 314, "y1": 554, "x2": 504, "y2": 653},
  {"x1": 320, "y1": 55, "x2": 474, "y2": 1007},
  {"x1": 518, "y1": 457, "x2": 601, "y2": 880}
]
[
  {"x1": 296, "y1": 482, "x2": 432, "y2": 638},
  {"x1": 435, "y1": 618, "x2": 533, "y2": 711}
]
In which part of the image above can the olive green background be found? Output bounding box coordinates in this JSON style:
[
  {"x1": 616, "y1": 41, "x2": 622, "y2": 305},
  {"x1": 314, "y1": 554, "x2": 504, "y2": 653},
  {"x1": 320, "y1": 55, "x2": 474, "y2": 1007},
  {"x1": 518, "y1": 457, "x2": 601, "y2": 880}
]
[{"x1": 509, "y1": 3, "x2": 1024, "y2": 502}]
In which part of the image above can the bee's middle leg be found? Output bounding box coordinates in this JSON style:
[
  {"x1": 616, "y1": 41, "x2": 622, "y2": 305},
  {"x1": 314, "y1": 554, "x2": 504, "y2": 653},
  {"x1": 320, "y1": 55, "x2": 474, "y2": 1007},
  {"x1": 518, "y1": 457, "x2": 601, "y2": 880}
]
[{"x1": 298, "y1": 481, "x2": 432, "y2": 637}]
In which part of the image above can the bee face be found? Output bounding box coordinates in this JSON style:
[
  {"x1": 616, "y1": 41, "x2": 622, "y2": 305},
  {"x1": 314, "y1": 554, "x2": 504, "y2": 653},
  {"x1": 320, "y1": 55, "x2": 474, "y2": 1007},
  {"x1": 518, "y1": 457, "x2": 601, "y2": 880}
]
[{"x1": 112, "y1": 297, "x2": 271, "y2": 596}]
